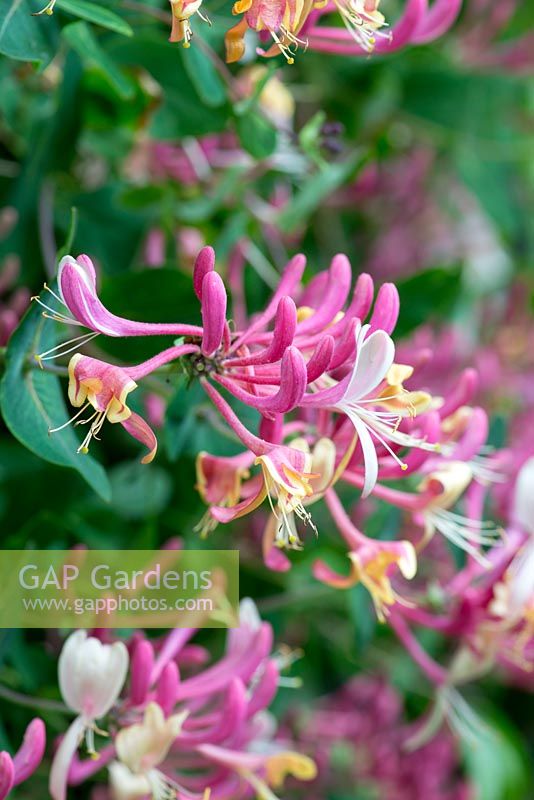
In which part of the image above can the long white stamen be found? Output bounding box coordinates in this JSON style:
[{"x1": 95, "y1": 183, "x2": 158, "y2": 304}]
[
  {"x1": 49, "y1": 403, "x2": 92, "y2": 434},
  {"x1": 37, "y1": 331, "x2": 100, "y2": 363}
]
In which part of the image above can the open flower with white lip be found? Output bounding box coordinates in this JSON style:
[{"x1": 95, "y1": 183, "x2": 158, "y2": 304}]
[
  {"x1": 49, "y1": 354, "x2": 157, "y2": 464},
  {"x1": 308, "y1": 325, "x2": 435, "y2": 498},
  {"x1": 50, "y1": 631, "x2": 129, "y2": 800},
  {"x1": 111, "y1": 703, "x2": 188, "y2": 800},
  {"x1": 333, "y1": 0, "x2": 390, "y2": 53}
]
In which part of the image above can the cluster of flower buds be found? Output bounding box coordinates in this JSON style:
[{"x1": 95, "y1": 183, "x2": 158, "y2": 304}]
[
  {"x1": 42, "y1": 602, "x2": 315, "y2": 800},
  {"x1": 167, "y1": 0, "x2": 462, "y2": 64},
  {"x1": 33, "y1": 244, "x2": 518, "y2": 637},
  {"x1": 289, "y1": 675, "x2": 472, "y2": 799}
]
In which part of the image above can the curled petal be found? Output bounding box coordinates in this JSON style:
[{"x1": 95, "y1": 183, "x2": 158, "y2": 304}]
[
  {"x1": 50, "y1": 716, "x2": 86, "y2": 800},
  {"x1": 439, "y1": 368, "x2": 478, "y2": 419},
  {"x1": 201, "y1": 271, "x2": 227, "y2": 356},
  {"x1": 12, "y1": 719, "x2": 46, "y2": 785},
  {"x1": 306, "y1": 335, "x2": 334, "y2": 383},
  {"x1": 296, "y1": 254, "x2": 352, "y2": 335},
  {"x1": 225, "y1": 296, "x2": 297, "y2": 367},
  {"x1": 121, "y1": 412, "x2": 158, "y2": 464},
  {"x1": 313, "y1": 557, "x2": 358, "y2": 588},
  {"x1": 156, "y1": 662, "x2": 181, "y2": 716},
  {"x1": 369, "y1": 282, "x2": 400, "y2": 335},
  {"x1": 0, "y1": 753, "x2": 15, "y2": 800},
  {"x1": 130, "y1": 639, "x2": 155, "y2": 706},
  {"x1": 193, "y1": 246, "x2": 215, "y2": 300}
]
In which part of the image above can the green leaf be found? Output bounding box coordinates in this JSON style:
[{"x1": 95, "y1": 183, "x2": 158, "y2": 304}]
[
  {"x1": 109, "y1": 461, "x2": 173, "y2": 519},
  {"x1": 235, "y1": 111, "x2": 277, "y2": 160},
  {"x1": 0, "y1": 0, "x2": 55, "y2": 65},
  {"x1": 462, "y1": 711, "x2": 530, "y2": 800},
  {"x1": 180, "y1": 43, "x2": 226, "y2": 108},
  {"x1": 62, "y1": 21, "x2": 134, "y2": 99},
  {"x1": 278, "y1": 152, "x2": 367, "y2": 233},
  {"x1": 56, "y1": 0, "x2": 133, "y2": 36},
  {"x1": 0, "y1": 295, "x2": 111, "y2": 501}
]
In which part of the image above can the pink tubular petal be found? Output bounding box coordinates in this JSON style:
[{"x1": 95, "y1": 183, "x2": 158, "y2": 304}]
[
  {"x1": 439, "y1": 368, "x2": 478, "y2": 419},
  {"x1": 12, "y1": 719, "x2": 46, "y2": 785},
  {"x1": 49, "y1": 716, "x2": 86, "y2": 800},
  {"x1": 58, "y1": 255, "x2": 202, "y2": 338},
  {"x1": 0, "y1": 753, "x2": 15, "y2": 800},
  {"x1": 230, "y1": 254, "x2": 306, "y2": 351},
  {"x1": 177, "y1": 679, "x2": 247, "y2": 745},
  {"x1": 450, "y1": 407, "x2": 489, "y2": 462},
  {"x1": 327, "y1": 272, "x2": 375, "y2": 337},
  {"x1": 121, "y1": 412, "x2": 158, "y2": 464},
  {"x1": 151, "y1": 629, "x2": 195, "y2": 684},
  {"x1": 375, "y1": 0, "x2": 428, "y2": 52},
  {"x1": 156, "y1": 661, "x2": 181, "y2": 716},
  {"x1": 210, "y1": 480, "x2": 267, "y2": 523},
  {"x1": 193, "y1": 246, "x2": 216, "y2": 300},
  {"x1": 247, "y1": 660, "x2": 279, "y2": 716},
  {"x1": 214, "y1": 346, "x2": 307, "y2": 414},
  {"x1": 224, "y1": 296, "x2": 297, "y2": 368},
  {"x1": 328, "y1": 317, "x2": 360, "y2": 371},
  {"x1": 306, "y1": 336, "x2": 335, "y2": 383},
  {"x1": 295, "y1": 254, "x2": 352, "y2": 336},
  {"x1": 201, "y1": 271, "x2": 228, "y2": 356},
  {"x1": 368, "y1": 283, "x2": 400, "y2": 335},
  {"x1": 130, "y1": 639, "x2": 155, "y2": 706},
  {"x1": 313, "y1": 558, "x2": 357, "y2": 588},
  {"x1": 412, "y1": 0, "x2": 462, "y2": 43}
]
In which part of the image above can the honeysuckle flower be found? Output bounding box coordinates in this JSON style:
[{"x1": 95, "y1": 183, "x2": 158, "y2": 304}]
[
  {"x1": 198, "y1": 742, "x2": 317, "y2": 800},
  {"x1": 417, "y1": 461, "x2": 503, "y2": 564},
  {"x1": 32, "y1": 254, "x2": 202, "y2": 364},
  {"x1": 50, "y1": 344, "x2": 197, "y2": 463},
  {"x1": 169, "y1": 0, "x2": 209, "y2": 47},
  {"x1": 0, "y1": 719, "x2": 46, "y2": 800},
  {"x1": 225, "y1": 0, "x2": 314, "y2": 63},
  {"x1": 305, "y1": 0, "x2": 463, "y2": 57},
  {"x1": 112, "y1": 703, "x2": 188, "y2": 800},
  {"x1": 195, "y1": 451, "x2": 254, "y2": 536},
  {"x1": 314, "y1": 488, "x2": 417, "y2": 620},
  {"x1": 50, "y1": 631, "x2": 129, "y2": 800},
  {"x1": 306, "y1": 325, "x2": 435, "y2": 497},
  {"x1": 331, "y1": 0, "x2": 390, "y2": 53}
]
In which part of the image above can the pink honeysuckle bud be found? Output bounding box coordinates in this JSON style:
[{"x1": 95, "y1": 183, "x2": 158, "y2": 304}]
[
  {"x1": 130, "y1": 639, "x2": 155, "y2": 706},
  {"x1": 201, "y1": 271, "x2": 227, "y2": 356},
  {"x1": 156, "y1": 661, "x2": 181, "y2": 716},
  {"x1": 412, "y1": 0, "x2": 463, "y2": 43},
  {"x1": 215, "y1": 346, "x2": 308, "y2": 414},
  {"x1": 50, "y1": 254, "x2": 203, "y2": 339},
  {"x1": 0, "y1": 753, "x2": 14, "y2": 800},
  {"x1": 12, "y1": 719, "x2": 46, "y2": 786},
  {"x1": 368, "y1": 282, "x2": 400, "y2": 335},
  {"x1": 193, "y1": 245, "x2": 215, "y2": 300},
  {"x1": 295, "y1": 254, "x2": 352, "y2": 336},
  {"x1": 326, "y1": 271, "x2": 375, "y2": 337},
  {"x1": 225, "y1": 296, "x2": 297, "y2": 368},
  {"x1": 306, "y1": 335, "x2": 334, "y2": 383},
  {"x1": 439, "y1": 368, "x2": 478, "y2": 419}
]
